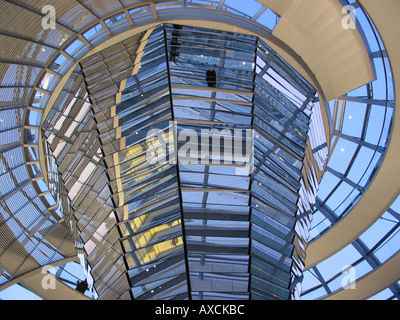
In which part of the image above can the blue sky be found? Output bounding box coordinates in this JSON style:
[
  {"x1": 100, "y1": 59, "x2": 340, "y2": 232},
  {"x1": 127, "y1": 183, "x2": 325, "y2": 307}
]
[{"x1": 0, "y1": 284, "x2": 42, "y2": 300}]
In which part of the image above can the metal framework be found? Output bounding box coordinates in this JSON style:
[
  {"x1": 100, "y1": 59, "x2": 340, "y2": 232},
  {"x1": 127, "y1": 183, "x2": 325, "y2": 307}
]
[{"x1": 41, "y1": 23, "x2": 322, "y2": 300}]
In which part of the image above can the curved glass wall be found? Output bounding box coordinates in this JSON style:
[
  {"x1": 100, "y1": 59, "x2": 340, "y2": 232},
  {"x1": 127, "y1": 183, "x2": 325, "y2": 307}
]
[
  {"x1": 302, "y1": 193, "x2": 400, "y2": 300},
  {"x1": 41, "y1": 21, "x2": 323, "y2": 300},
  {"x1": 308, "y1": 2, "x2": 394, "y2": 240},
  {"x1": 301, "y1": 2, "x2": 397, "y2": 300},
  {"x1": 369, "y1": 281, "x2": 400, "y2": 300}
]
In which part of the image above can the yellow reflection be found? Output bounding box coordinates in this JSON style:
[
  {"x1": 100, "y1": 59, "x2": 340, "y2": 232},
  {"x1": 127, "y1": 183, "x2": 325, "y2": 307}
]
[
  {"x1": 121, "y1": 128, "x2": 175, "y2": 192},
  {"x1": 124, "y1": 127, "x2": 173, "y2": 164},
  {"x1": 294, "y1": 127, "x2": 303, "y2": 138},
  {"x1": 126, "y1": 236, "x2": 183, "y2": 268},
  {"x1": 118, "y1": 125, "x2": 181, "y2": 269},
  {"x1": 135, "y1": 219, "x2": 181, "y2": 249}
]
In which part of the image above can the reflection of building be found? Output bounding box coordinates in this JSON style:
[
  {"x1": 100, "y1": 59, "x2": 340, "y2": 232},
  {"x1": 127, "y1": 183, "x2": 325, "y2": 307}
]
[{"x1": 0, "y1": 1, "x2": 399, "y2": 300}]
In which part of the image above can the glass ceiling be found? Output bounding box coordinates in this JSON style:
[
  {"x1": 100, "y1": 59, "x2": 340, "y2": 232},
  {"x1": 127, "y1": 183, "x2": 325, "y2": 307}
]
[
  {"x1": 308, "y1": 3, "x2": 394, "y2": 241},
  {"x1": 42, "y1": 21, "x2": 323, "y2": 299},
  {"x1": 43, "y1": 19, "x2": 318, "y2": 299},
  {"x1": 301, "y1": 2, "x2": 396, "y2": 299},
  {"x1": 0, "y1": 0, "x2": 396, "y2": 300}
]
